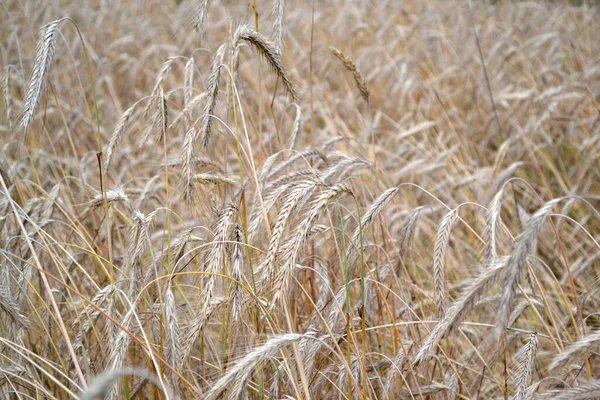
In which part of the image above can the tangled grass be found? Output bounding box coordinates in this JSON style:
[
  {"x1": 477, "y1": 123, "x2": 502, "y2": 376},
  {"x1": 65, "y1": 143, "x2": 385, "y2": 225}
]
[{"x1": 0, "y1": 0, "x2": 599, "y2": 398}]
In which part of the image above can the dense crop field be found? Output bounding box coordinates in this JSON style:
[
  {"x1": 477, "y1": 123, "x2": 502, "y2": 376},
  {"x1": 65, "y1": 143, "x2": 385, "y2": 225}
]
[{"x1": 0, "y1": 0, "x2": 599, "y2": 398}]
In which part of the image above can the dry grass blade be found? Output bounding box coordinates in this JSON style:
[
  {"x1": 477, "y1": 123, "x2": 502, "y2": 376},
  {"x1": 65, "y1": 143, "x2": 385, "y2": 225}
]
[
  {"x1": 21, "y1": 20, "x2": 60, "y2": 130},
  {"x1": 432, "y1": 208, "x2": 459, "y2": 320},
  {"x1": 329, "y1": 46, "x2": 370, "y2": 103},
  {"x1": 289, "y1": 103, "x2": 302, "y2": 150},
  {"x1": 234, "y1": 24, "x2": 298, "y2": 101},
  {"x1": 81, "y1": 368, "x2": 170, "y2": 400},
  {"x1": 205, "y1": 333, "x2": 305, "y2": 400}
]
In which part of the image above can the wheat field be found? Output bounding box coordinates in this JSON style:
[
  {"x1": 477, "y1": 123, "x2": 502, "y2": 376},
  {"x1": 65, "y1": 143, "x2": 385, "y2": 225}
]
[{"x1": 0, "y1": 0, "x2": 599, "y2": 398}]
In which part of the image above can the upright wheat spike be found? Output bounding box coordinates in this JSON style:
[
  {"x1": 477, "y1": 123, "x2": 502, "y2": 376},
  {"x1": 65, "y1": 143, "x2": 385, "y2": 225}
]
[
  {"x1": 21, "y1": 20, "x2": 60, "y2": 130},
  {"x1": 184, "y1": 56, "x2": 194, "y2": 107},
  {"x1": 432, "y1": 208, "x2": 459, "y2": 320},
  {"x1": 514, "y1": 332, "x2": 538, "y2": 400},
  {"x1": 3, "y1": 67, "x2": 13, "y2": 131},
  {"x1": 272, "y1": 0, "x2": 285, "y2": 55},
  {"x1": 165, "y1": 283, "x2": 181, "y2": 383},
  {"x1": 182, "y1": 43, "x2": 225, "y2": 200},
  {"x1": 104, "y1": 98, "x2": 144, "y2": 172},
  {"x1": 482, "y1": 188, "x2": 505, "y2": 266},
  {"x1": 230, "y1": 224, "x2": 244, "y2": 321},
  {"x1": 271, "y1": 184, "x2": 350, "y2": 301}
]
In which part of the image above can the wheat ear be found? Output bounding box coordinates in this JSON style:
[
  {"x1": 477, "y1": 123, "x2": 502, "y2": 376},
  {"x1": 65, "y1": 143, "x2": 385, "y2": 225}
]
[
  {"x1": 233, "y1": 24, "x2": 298, "y2": 101},
  {"x1": 184, "y1": 56, "x2": 194, "y2": 107},
  {"x1": 270, "y1": 184, "x2": 350, "y2": 301},
  {"x1": 202, "y1": 206, "x2": 235, "y2": 313},
  {"x1": 164, "y1": 283, "x2": 181, "y2": 383},
  {"x1": 272, "y1": 0, "x2": 285, "y2": 55},
  {"x1": 230, "y1": 224, "x2": 244, "y2": 321},
  {"x1": 3, "y1": 67, "x2": 14, "y2": 131},
  {"x1": 193, "y1": 0, "x2": 209, "y2": 32},
  {"x1": 205, "y1": 333, "x2": 305, "y2": 400},
  {"x1": 536, "y1": 380, "x2": 600, "y2": 400},
  {"x1": 482, "y1": 188, "x2": 505, "y2": 266},
  {"x1": 413, "y1": 257, "x2": 508, "y2": 366},
  {"x1": 21, "y1": 20, "x2": 60, "y2": 130},
  {"x1": 495, "y1": 198, "x2": 562, "y2": 336},
  {"x1": 329, "y1": 46, "x2": 370, "y2": 103},
  {"x1": 432, "y1": 208, "x2": 459, "y2": 320},
  {"x1": 104, "y1": 98, "x2": 144, "y2": 172},
  {"x1": 182, "y1": 43, "x2": 225, "y2": 200},
  {"x1": 514, "y1": 333, "x2": 538, "y2": 400},
  {"x1": 550, "y1": 328, "x2": 600, "y2": 373}
]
